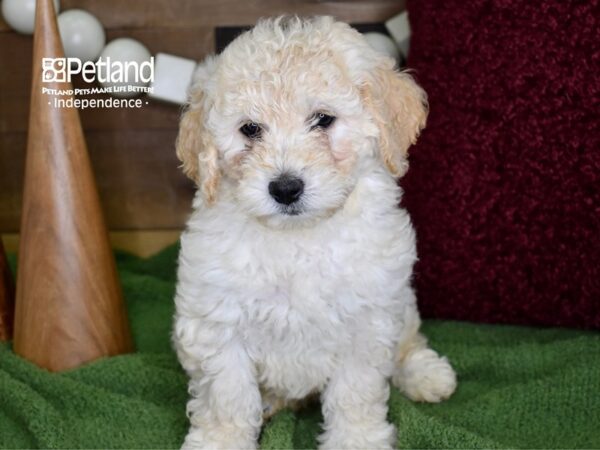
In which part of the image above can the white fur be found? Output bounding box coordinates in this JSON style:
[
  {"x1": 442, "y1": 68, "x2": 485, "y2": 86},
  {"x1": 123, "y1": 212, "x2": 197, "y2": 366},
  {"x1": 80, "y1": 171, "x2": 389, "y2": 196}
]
[{"x1": 173, "y1": 16, "x2": 456, "y2": 450}]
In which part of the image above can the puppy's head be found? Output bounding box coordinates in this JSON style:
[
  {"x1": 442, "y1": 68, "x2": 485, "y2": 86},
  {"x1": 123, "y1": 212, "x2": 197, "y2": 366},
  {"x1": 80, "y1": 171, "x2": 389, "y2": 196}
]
[{"x1": 177, "y1": 16, "x2": 427, "y2": 228}]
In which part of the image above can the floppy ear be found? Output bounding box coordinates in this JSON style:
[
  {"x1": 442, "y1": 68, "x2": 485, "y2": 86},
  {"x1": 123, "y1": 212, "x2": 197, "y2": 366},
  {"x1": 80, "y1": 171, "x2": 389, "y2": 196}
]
[
  {"x1": 362, "y1": 60, "x2": 428, "y2": 177},
  {"x1": 176, "y1": 58, "x2": 220, "y2": 204}
]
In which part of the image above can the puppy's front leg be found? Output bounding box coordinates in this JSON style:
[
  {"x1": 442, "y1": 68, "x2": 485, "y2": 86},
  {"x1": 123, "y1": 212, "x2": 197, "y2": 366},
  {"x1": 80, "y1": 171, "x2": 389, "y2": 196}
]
[
  {"x1": 182, "y1": 342, "x2": 262, "y2": 450},
  {"x1": 319, "y1": 361, "x2": 396, "y2": 450}
]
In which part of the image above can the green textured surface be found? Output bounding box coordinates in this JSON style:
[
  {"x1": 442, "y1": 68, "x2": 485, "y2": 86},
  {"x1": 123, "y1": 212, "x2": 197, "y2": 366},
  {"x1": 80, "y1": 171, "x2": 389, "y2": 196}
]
[{"x1": 1, "y1": 246, "x2": 599, "y2": 449}]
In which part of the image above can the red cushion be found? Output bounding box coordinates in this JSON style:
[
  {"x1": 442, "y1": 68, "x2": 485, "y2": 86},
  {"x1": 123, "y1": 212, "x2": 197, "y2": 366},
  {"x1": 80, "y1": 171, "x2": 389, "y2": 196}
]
[{"x1": 402, "y1": 0, "x2": 600, "y2": 328}]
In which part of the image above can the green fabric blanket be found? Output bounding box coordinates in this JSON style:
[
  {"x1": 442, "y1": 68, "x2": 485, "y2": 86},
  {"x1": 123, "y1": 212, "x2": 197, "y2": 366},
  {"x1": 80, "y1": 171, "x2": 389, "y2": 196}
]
[{"x1": 1, "y1": 246, "x2": 599, "y2": 449}]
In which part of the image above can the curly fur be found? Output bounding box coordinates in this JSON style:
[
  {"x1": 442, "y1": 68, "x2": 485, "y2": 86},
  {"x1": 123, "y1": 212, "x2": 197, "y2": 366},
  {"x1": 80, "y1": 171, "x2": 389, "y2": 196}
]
[{"x1": 173, "y1": 16, "x2": 456, "y2": 449}]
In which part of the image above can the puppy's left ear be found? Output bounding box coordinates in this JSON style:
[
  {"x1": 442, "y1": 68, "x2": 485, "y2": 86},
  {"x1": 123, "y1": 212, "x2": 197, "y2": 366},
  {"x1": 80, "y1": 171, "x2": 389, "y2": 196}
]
[{"x1": 362, "y1": 60, "x2": 428, "y2": 177}]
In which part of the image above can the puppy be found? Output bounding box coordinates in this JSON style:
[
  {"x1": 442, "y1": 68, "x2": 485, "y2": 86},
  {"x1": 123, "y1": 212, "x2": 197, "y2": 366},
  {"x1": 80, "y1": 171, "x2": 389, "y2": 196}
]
[{"x1": 173, "y1": 16, "x2": 456, "y2": 450}]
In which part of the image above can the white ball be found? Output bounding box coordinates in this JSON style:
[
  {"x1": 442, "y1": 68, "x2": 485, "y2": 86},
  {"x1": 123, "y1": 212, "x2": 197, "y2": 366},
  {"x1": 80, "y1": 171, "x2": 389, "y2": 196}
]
[
  {"x1": 1, "y1": 0, "x2": 60, "y2": 34},
  {"x1": 363, "y1": 32, "x2": 400, "y2": 61},
  {"x1": 58, "y1": 9, "x2": 105, "y2": 62},
  {"x1": 98, "y1": 38, "x2": 153, "y2": 98}
]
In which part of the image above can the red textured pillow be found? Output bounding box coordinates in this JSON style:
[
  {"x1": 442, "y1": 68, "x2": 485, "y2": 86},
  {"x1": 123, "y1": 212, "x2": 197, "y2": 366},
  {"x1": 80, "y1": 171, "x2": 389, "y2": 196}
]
[{"x1": 402, "y1": 0, "x2": 600, "y2": 329}]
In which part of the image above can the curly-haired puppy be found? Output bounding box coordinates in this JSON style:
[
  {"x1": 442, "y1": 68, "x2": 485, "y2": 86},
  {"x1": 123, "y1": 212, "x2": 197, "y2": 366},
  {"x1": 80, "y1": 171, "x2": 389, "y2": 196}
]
[{"x1": 173, "y1": 16, "x2": 457, "y2": 450}]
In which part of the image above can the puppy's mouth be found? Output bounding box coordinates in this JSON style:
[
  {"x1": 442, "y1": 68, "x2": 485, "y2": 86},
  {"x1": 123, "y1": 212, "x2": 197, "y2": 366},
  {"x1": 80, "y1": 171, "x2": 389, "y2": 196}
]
[
  {"x1": 257, "y1": 199, "x2": 343, "y2": 230},
  {"x1": 278, "y1": 204, "x2": 303, "y2": 216}
]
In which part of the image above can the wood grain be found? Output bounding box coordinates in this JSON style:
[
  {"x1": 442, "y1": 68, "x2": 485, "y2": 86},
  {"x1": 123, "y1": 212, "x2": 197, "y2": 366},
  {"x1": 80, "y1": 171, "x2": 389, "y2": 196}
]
[
  {"x1": 0, "y1": 239, "x2": 14, "y2": 341},
  {"x1": 3, "y1": 229, "x2": 182, "y2": 258},
  {"x1": 0, "y1": 130, "x2": 195, "y2": 232},
  {"x1": 0, "y1": 27, "x2": 204, "y2": 232},
  {"x1": 13, "y1": 0, "x2": 132, "y2": 371}
]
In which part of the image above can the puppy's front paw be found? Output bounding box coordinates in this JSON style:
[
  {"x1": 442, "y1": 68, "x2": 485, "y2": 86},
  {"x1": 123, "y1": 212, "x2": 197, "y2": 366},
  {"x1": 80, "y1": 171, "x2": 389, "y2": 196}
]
[
  {"x1": 393, "y1": 348, "x2": 457, "y2": 403},
  {"x1": 318, "y1": 422, "x2": 396, "y2": 450},
  {"x1": 182, "y1": 426, "x2": 257, "y2": 450}
]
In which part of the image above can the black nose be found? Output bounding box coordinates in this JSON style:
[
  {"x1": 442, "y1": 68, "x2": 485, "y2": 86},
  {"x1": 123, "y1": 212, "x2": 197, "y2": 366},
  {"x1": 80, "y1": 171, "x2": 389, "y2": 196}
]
[{"x1": 268, "y1": 175, "x2": 304, "y2": 205}]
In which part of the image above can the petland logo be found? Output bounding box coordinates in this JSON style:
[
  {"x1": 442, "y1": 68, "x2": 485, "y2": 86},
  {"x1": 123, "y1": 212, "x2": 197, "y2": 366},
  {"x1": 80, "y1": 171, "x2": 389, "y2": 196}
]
[
  {"x1": 42, "y1": 56, "x2": 154, "y2": 108},
  {"x1": 42, "y1": 56, "x2": 154, "y2": 95}
]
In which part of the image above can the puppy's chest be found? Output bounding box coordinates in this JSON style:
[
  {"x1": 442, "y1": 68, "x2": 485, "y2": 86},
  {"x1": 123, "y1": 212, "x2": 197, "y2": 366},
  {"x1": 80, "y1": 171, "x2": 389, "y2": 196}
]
[
  {"x1": 237, "y1": 244, "x2": 359, "y2": 384},
  {"x1": 233, "y1": 231, "x2": 398, "y2": 353},
  {"x1": 239, "y1": 241, "x2": 357, "y2": 335}
]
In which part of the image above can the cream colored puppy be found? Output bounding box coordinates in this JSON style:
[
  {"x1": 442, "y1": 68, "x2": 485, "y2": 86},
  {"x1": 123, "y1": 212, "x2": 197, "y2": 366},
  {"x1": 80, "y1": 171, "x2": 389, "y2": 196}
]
[{"x1": 173, "y1": 16, "x2": 456, "y2": 450}]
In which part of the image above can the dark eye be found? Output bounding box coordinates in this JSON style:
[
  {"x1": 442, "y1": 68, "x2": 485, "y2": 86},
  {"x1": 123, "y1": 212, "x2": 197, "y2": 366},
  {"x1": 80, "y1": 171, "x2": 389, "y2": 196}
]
[
  {"x1": 240, "y1": 122, "x2": 262, "y2": 139},
  {"x1": 312, "y1": 112, "x2": 336, "y2": 130}
]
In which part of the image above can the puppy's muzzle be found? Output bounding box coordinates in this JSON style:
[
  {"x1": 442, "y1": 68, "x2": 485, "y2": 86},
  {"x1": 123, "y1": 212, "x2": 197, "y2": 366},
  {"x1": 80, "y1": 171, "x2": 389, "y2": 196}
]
[{"x1": 268, "y1": 175, "x2": 304, "y2": 206}]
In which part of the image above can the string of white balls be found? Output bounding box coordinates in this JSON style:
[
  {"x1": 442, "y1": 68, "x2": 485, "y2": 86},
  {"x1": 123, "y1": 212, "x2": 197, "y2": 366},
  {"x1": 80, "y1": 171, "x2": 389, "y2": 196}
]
[{"x1": 2, "y1": 0, "x2": 410, "y2": 104}]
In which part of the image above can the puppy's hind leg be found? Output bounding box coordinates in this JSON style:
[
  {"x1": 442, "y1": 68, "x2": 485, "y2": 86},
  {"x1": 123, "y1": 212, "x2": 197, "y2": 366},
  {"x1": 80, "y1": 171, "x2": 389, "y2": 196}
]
[{"x1": 392, "y1": 305, "x2": 457, "y2": 403}]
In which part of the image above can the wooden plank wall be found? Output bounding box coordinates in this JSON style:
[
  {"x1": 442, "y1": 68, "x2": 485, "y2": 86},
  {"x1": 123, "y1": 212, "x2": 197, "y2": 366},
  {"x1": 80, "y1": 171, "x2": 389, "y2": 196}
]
[{"x1": 0, "y1": 0, "x2": 405, "y2": 235}]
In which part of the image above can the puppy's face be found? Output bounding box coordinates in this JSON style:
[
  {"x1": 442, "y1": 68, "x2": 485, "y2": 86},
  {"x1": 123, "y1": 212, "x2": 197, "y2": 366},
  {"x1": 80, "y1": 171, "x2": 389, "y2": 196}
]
[{"x1": 177, "y1": 17, "x2": 428, "y2": 228}]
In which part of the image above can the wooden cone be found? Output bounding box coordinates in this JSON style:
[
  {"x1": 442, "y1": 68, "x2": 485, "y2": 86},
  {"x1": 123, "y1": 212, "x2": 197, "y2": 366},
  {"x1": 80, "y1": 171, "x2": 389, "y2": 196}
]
[
  {"x1": 0, "y1": 240, "x2": 15, "y2": 341},
  {"x1": 13, "y1": 0, "x2": 132, "y2": 371}
]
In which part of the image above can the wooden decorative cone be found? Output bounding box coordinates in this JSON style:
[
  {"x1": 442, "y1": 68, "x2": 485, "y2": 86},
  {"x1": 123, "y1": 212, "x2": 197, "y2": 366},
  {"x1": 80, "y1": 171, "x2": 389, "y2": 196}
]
[
  {"x1": 13, "y1": 0, "x2": 132, "y2": 371},
  {"x1": 0, "y1": 240, "x2": 15, "y2": 341}
]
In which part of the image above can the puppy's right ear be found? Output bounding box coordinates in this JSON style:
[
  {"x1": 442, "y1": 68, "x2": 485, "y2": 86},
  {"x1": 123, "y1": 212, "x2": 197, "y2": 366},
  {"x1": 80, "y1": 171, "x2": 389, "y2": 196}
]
[{"x1": 176, "y1": 57, "x2": 220, "y2": 205}]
